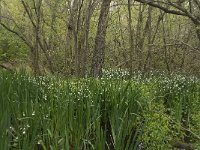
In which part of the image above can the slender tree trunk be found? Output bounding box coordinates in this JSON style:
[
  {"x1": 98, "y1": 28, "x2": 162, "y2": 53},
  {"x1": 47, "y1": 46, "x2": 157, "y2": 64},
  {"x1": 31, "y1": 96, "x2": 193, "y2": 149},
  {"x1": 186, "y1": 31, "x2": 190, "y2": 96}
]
[
  {"x1": 31, "y1": 45, "x2": 40, "y2": 75},
  {"x1": 143, "y1": 6, "x2": 153, "y2": 71},
  {"x1": 33, "y1": 0, "x2": 42, "y2": 75},
  {"x1": 180, "y1": 30, "x2": 191, "y2": 70},
  {"x1": 127, "y1": 0, "x2": 134, "y2": 75},
  {"x1": 116, "y1": 9, "x2": 128, "y2": 68},
  {"x1": 135, "y1": 4, "x2": 145, "y2": 70},
  {"x1": 161, "y1": 17, "x2": 171, "y2": 73},
  {"x1": 76, "y1": 7, "x2": 87, "y2": 77},
  {"x1": 196, "y1": 24, "x2": 200, "y2": 46},
  {"x1": 81, "y1": 0, "x2": 95, "y2": 77},
  {"x1": 91, "y1": 0, "x2": 111, "y2": 78},
  {"x1": 74, "y1": 0, "x2": 82, "y2": 77},
  {"x1": 48, "y1": 0, "x2": 60, "y2": 52},
  {"x1": 0, "y1": 0, "x2": 2, "y2": 23},
  {"x1": 65, "y1": 0, "x2": 79, "y2": 75}
]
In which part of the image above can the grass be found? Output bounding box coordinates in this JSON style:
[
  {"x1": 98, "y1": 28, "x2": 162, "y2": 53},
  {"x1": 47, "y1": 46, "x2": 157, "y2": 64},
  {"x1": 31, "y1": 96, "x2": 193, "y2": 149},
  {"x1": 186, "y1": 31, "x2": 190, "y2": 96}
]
[{"x1": 1, "y1": 70, "x2": 200, "y2": 149}]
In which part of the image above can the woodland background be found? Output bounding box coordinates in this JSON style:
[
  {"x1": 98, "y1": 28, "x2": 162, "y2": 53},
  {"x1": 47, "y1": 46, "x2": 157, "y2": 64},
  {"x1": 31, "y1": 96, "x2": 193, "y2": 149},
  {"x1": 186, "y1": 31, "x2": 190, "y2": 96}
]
[
  {"x1": 0, "y1": 0, "x2": 200, "y2": 77},
  {"x1": 1, "y1": 1, "x2": 200, "y2": 149}
]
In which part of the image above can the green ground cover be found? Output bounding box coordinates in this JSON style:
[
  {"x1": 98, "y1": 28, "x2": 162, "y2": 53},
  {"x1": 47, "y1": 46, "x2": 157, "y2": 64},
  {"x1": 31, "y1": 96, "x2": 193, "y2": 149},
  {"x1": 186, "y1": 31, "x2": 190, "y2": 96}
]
[{"x1": 1, "y1": 71, "x2": 200, "y2": 150}]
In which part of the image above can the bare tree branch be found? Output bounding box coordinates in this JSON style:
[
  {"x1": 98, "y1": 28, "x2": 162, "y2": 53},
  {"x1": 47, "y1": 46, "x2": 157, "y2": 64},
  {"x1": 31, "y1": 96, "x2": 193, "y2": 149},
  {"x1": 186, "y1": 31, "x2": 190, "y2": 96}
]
[
  {"x1": 135, "y1": 0, "x2": 188, "y2": 16},
  {"x1": 0, "y1": 22, "x2": 33, "y2": 50},
  {"x1": 135, "y1": 0, "x2": 200, "y2": 24}
]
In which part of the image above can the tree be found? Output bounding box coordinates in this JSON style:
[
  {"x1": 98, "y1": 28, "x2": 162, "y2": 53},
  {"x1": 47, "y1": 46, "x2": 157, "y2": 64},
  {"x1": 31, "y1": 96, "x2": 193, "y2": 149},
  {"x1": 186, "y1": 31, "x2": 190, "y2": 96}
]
[
  {"x1": 91, "y1": 0, "x2": 112, "y2": 78},
  {"x1": 127, "y1": 0, "x2": 134, "y2": 74},
  {"x1": 65, "y1": 0, "x2": 80, "y2": 75},
  {"x1": 77, "y1": 0, "x2": 99, "y2": 77},
  {"x1": 1, "y1": 0, "x2": 200, "y2": 75},
  {"x1": 0, "y1": 0, "x2": 56, "y2": 75},
  {"x1": 135, "y1": 0, "x2": 200, "y2": 44}
]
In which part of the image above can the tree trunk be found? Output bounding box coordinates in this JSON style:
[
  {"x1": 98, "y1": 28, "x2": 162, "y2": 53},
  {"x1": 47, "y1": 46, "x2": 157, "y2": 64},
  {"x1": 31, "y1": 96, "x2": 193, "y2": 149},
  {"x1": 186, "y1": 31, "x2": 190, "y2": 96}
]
[
  {"x1": 91, "y1": 0, "x2": 111, "y2": 78},
  {"x1": 196, "y1": 24, "x2": 200, "y2": 46},
  {"x1": 162, "y1": 17, "x2": 171, "y2": 73},
  {"x1": 31, "y1": 45, "x2": 40, "y2": 75},
  {"x1": 143, "y1": 6, "x2": 153, "y2": 72},
  {"x1": 75, "y1": 0, "x2": 85, "y2": 77},
  {"x1": 135, "y1": 4, "x2": 145, "y2": 70},
  {"x1": 81, "y1": 0, "x2": 96, "y2": 77},
  {"x1": 65, "y1": 0, "x2": 79, "y2": 75},
  {"x1": 127, "y1": 0, "x2": 134, "y2": 74},
  {"x1": 0, "y1": 0, "x2": 2, "y2": 23},
  {"x1": 33, "y1": 0, "x2": 42, "y2": 75}
]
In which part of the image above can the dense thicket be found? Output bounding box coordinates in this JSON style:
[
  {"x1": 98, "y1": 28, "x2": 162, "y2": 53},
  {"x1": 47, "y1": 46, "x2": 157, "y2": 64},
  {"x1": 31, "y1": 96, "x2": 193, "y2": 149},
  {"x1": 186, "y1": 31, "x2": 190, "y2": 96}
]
[{"x1": 0, "y1": 0, "x2": 200, "y2": 76}]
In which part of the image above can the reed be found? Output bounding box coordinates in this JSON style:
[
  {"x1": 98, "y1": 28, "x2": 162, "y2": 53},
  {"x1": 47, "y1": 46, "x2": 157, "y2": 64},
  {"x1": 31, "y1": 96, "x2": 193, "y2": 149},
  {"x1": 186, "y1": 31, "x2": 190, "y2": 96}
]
[{"x1": 0, "y1": 71, "x2": 200, "y2": 149}]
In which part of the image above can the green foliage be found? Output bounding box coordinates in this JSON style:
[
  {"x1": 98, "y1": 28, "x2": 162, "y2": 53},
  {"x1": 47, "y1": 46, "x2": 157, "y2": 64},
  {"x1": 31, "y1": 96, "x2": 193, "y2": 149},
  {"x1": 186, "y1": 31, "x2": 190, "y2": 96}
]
[
  {"x1": 0, "y1": 29, "x2": 28, "y2": 63},
  {"x1": 140, "y1": 103, "x2": 172, "y2": 149},
  {"x1": 1, "y1": 71, "x2": 200, "y2": 149}
]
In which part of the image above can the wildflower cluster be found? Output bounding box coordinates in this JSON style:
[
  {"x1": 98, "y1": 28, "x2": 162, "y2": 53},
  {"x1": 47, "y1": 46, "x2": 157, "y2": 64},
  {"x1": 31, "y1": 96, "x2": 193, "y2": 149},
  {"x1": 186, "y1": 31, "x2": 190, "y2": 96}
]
[
  {"x1": 1, "y1": 71, "x2": 200, "y2": 149},
  {"x1": 102, "y1": 68, "x2": 130, "y2": 79}
]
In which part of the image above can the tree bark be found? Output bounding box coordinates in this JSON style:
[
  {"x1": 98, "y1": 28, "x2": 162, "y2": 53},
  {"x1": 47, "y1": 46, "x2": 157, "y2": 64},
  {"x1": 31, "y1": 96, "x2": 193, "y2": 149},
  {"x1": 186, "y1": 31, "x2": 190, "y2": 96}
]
[
  {"x1": 0, "y1": 0, "x2": 2, "y2": 23},
  {"x1": 196, "y1": 24, "x2": 200, "y2": 45},
  {"x1": 91, "y1": 0, "x2": 111, "y2": 78},
  {"x1": 127, "y1": 0, "x2": 134, "y2": 74},
  {"x1": 135, "y1": 3, "x2": 145, "y2": 70},
  {"x1": 74, "y1": 0, "x2": 83, "y2": 77},
  {"x1": 161, "y1": 16, "x2": 171, "y2": 73},
  {"x1": 34, "y1": 0, "x2": 43, "y2": 75},
  {"x1": 143, "y1": 6, "x2": 153, "y2": 72},
  {"x1": 81, "y1": 0, "x2": 98, "y2": 77},
  {"x1": 65, "y1": 0, "x2": 79, "y2": 75}
]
